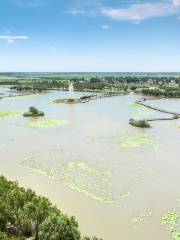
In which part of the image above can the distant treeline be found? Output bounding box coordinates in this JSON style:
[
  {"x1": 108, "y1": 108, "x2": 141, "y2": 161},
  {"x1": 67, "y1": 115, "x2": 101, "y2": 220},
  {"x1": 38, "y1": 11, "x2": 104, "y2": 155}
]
[
  {"x1": 142, "y1": 85, "x2": 180, "y2": 98},
  {"x1": 1, "y1": 75, "x2": 180, "y2": 96}
]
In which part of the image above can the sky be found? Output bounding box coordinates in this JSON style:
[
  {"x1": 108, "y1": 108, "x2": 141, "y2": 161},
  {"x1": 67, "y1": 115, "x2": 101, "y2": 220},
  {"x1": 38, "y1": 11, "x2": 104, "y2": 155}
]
[{"x1": 0, "y1": 0, "x2": 180, "y2": 72}]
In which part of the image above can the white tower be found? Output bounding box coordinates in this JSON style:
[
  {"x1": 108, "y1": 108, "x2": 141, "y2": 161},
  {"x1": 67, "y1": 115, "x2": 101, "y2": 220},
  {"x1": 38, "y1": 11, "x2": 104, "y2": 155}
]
[{"x1": 69, "y1": 81, "x2": 74, "y2": 99}]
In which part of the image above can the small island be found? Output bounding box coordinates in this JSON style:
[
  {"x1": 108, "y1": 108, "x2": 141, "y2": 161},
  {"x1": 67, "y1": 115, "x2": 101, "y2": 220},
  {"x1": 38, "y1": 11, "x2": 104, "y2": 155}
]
[
  {"x1": 129, "y1": 119, "x2": 151, "y2": 128},
  {"x1": 23, "y1": 106, "x2": 45, "y2": 117},
  {"x1": 53, "y1": 80, "x2": 87, "y2": 104}
]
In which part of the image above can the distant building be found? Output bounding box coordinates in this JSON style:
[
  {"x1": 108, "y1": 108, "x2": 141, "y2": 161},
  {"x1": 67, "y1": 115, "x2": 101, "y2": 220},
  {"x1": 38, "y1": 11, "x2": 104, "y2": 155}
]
[
  {"x1": 169, "y1": 80, "x2": 178, "y2": 86},
  {"x1": 149, "y1": 86, "x2": 159, "y2": 90}
]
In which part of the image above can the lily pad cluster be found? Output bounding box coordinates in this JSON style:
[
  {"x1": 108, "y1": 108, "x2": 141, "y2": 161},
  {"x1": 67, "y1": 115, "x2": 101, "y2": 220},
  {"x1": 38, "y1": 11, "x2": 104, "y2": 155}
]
[
  {"x1": 98, "y1": 132, "x2": 158, "y2": 150},
  {"x1": 0, "y1": 111, "x2": 20, "y2": 119},
  {"x1": 29, "y1": 119, "x2": 73, "y2": 128},
  {"x1": 131, "y1": 209, "x2": 152, "y2": 224},
  {"x1": 133, "y1": 106, "x2": 154, "y2": 118},
  {"x1": 58, "y1": 161, "x2": 117, "y2": 203},
  {"x1": 19, "y1": 150, "x2": 128, "y2": 204},
  {"x1": 161, "y1": 211, "x2": 180, "y2": 240},
  {"x1": 120, "y1": 132, "x2": 158, "y2": 149},
  {"x1": 129, "y1": 102, "x2": 139, "y2": 107},
  {"x1": 129, "y1": 102, "x2": 154, "y2": 118}
]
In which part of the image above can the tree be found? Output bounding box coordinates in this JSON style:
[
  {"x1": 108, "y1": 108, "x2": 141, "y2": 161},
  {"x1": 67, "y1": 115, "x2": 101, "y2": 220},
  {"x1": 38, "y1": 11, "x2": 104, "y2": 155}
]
[
  {"x1": 39, "y1": 213, "x2": 81, "y2": 240},
  {"x1": 0, "y1": 176, "x2": 101, "y2": 240},
  {"x1": 29, "y1": 106, "x2": 39, "y2": 114},
  {"x1": 0, "y1": 231, "x2": 8, "y2": 240},
  {"x1": 22, "y1": 196, "x2": 52, "y2": 240}
]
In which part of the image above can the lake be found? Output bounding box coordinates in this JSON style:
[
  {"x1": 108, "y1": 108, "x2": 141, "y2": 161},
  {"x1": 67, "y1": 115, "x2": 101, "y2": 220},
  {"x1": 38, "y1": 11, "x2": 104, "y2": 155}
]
[{"x1": 1, "y1": 86, "x2": 180, "y2": 240}]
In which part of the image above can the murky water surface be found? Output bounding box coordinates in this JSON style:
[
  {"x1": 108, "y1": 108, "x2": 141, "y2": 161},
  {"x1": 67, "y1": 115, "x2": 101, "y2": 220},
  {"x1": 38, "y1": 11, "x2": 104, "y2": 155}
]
[{"x1": 1, "y1": 86, "x2": 180, "y2": 240}]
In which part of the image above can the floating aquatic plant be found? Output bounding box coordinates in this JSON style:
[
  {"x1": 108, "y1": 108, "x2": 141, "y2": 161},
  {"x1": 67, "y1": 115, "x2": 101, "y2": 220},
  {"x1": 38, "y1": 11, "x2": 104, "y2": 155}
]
[
  {"x1": 161, "y1": 211, "x2": 180, "y2": 240},
  {"x1": 99, "y1": 132, "x2": 158, "y2": 150},
  {"x1": 29, "y1": 119, "x2": 73, "y2": 128},
  {"x1": 133, "y1": 106, "x2": 153, "y2": 118},
  {"x1": 119, "y1": 132, "x2": 158, "y2": 150},
  {"x1": 0, "y1": 111, "x2": 21, "y2": 119},
  {"x1": 129, "y1": 102, "x2": 139, "y2": 107},
  {"x1": 19, "y1": 150, "x2": 128, "y2": 204},
  {"x1": 129, "y1": 101, "x2": 154, "y2": 118},
  {"x1": 59, "y1": 161, "x2": 116, "y2": 203},
  {"x1": 85, "y1": 138, "x2": 94, "y2": 144},
  {"x1": 131, "y1": 209, "x2": 152, "y2": 224},
  {"x1": 120, "y1": 191, "x2": 131, "y2": 198}
]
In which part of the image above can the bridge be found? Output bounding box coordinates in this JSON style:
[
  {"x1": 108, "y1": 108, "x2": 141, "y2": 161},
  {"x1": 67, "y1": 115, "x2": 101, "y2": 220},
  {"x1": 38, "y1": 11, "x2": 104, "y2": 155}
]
[{"x1": 131, "y1": 98, "x2": 180, "y2": 123}]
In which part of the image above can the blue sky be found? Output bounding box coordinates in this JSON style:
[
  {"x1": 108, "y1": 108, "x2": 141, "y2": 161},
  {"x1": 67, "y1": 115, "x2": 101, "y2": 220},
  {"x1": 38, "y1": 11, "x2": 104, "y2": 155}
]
[{"x1": 0, "y1": 0, "x2": 180, "y2": 72}]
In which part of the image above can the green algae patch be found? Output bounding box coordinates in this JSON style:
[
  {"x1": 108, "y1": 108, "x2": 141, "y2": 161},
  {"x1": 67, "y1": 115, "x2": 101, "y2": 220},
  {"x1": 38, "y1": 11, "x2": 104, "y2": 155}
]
[
  {"x1": 58, "y1": 161, "x2": 117, "y2": 203},
  {"x1": 129, "y1": 102, "x2": 139, "y2": 107},
  {"x1": 119, "y1": 133, "x2": 158, "y2": 150},
  {"x1": 99, "y1": 132, "x2": 159, "y2": 150},
  {"x1": 129, "y1": 101, "x2": 154, "y2": 118},
  {"x1": 29, "y1": 119, "x2": 73, "y2": 128},
  {"x1": 129, "y1": 102, "x2": 155, "y2": 118},
  {"x1": 19, "y1": 150, "x2": 128, "y2": 204},
  {"x1": 65, "y1": 162, "x2": 112, "y2": 181},
  {"x1": 85, "y1": 138, "x2": 94, "y2": 144},
  {"x1": 133, "y1": 106, "x2": 153, "y2": 118},
  {"x1": 161, "y1": 211, "x2": 180, "y2": 240},
  {"x1": 120, "y1": 191, "x2": 131, "y2": 198},
  {"x1": 131, "y1": 209, "x2": 152, "y2": 224},
  {"x1": 0, "y1": 111, "x2": 21, "y2": 119}
]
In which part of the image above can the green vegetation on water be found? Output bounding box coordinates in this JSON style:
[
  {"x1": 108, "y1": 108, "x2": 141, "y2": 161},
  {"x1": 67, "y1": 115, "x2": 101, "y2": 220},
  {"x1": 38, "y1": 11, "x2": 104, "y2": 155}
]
[
  {"x1": 120, "y1": 132, "x2": 157, "y2": 149},
  {"x1": 133, "y1": 106, "x2": 153, "y2": 118},
  {"x1": 161, "y1": 210, "x2": 180, "y2": 240},
  {"x1": 29, "y1": 119, "x2": 73, "y2": 128},
  {"x1": 0, "y1": 111, "x2": 20, "y2": 119},
  {"x1": 19, "y1": 153, "x2": 126, "y2": 204},
  {"x1": 97, "y1": 132, "x2": 158, "y2": 150},
  {"x1": 131, "y1": 209, "x2": 152, "y2": 224}
]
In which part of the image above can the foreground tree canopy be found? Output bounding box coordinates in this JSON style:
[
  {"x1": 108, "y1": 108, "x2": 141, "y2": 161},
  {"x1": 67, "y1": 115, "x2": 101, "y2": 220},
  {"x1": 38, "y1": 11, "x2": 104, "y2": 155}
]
[{"x1": 0, "y1": 176, "x2": 102, "y2": 240}]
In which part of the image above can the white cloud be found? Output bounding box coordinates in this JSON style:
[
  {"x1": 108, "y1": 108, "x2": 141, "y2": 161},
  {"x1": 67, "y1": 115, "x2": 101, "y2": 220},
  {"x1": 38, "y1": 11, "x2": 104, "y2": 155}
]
[
  {"x1": 50, "y1": 46, "x2": 57, "y2": 50},
  {"x1": 70, "y1": 0, "x2": 180, "y2": 23},
  {"x1": 69, "y1": 9, "x2": 96, "y2": 16},
  {"x1": 0, "y1": 35, "x2": 28, "y2": 43},
  {"x1": 173, "y1": 0, "x2": 180, "y2": 7},
  {"x1": 101, "y1": 2, "x2": 179, "y2": 22},
  {"x1": 101, "y1": 25, "x2": 110, "y2": 29}
]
